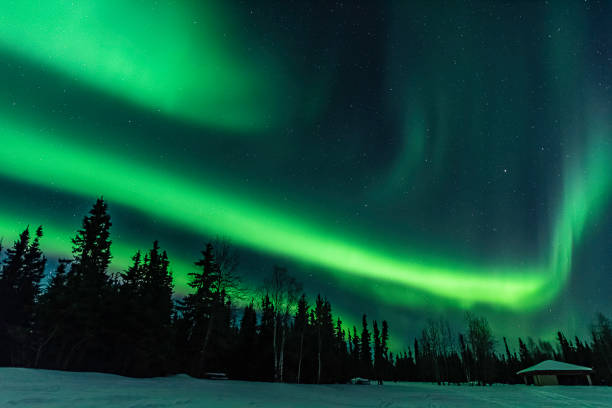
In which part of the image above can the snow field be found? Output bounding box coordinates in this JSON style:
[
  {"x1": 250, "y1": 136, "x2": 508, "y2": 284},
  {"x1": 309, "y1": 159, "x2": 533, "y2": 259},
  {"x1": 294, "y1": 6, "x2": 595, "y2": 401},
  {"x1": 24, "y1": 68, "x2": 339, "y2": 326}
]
[{"x1": 1, "y1": 368, "x2": 611, "y2": 407}]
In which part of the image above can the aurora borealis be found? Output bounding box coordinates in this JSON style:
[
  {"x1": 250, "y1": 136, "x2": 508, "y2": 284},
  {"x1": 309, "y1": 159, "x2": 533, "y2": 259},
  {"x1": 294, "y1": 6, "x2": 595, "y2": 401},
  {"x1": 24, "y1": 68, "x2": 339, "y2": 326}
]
[{"x1": 1, "y1": 1, "x2": 611, "y2": 344}]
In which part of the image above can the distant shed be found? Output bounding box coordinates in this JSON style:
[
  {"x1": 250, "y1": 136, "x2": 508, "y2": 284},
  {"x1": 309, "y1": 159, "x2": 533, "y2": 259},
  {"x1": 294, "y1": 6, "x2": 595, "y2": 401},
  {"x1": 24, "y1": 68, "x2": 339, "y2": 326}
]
[{"x1": 517, "y1": 360, "x2": 593, "y2": 386}]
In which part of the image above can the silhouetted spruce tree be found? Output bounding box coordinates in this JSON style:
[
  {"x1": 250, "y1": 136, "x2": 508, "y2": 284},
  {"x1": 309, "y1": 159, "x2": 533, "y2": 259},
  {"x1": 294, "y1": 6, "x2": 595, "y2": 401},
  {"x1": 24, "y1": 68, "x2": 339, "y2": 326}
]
[
  {"x1": 492, "y1": 353, "x2": 507, "y2": 384},
  {"x1": 350, "y1": 326, "x2": 360, "y2": 377},
  {"x1": 177, "y1": 243, "x2": 222, "y2": 376},
  {"x1": 557, "y1": 331, "x2": 574, "y2": 363},
  {"x1": 334, "y1": 317, "x2": 349, "y2": 381},
  {"x1": 293, "y1": 294, "x2": 309, "y2": 383},
  {"x1": 62, "y1": 198, "x2": 114, "y2": 371},
  {"x1": 373, "y1": 320, "x2": 382, "y2": 384},
  {"x1": 503, "y1": 337, "x2": 512, "y2": 365},
  {"x1": 257, "y1": 294, "x2": 276, "y2": 381},
  {"x1": 407, "y1": 348, "x2": 417, "y2": 381},
  {"x1": 381, "y1": 321, "x2": 389, "y2": 380},
  {"x1": 141, "y1": 241, "x2": 174, "y2": 375},
  {"x1": 360, "y1": 314, "x2": 372, "y2": 378},
  {"x1": 447, "y1": 348, "x2": 465, "y2": 384},
  {"x1": 591, "y1": 313, "x2": 612, "y2": 384},
  {"x1": 114, "y1": 251, "x2": 145, "y2": 374},
  {"x1": 34, "y1": 260, "x2": 71, "y2": 368},
  {"x1": 117, "y1": 242, "x2": 174, "y2": 376},
  {"x1": 313, "y1": 295, "x2": 335, "y2": 383},
  {"x1": 575, "y1": 336, "x2": 592, "y2": 368},
  {"x1": 297, "y1": 309, "x2": 315, "y2": 382},
  {"x1": 518, "y1": 337, "x2": 531, "y2": 368},
  {"x1": 193, "y1": 243, "x2": 222, "y2": 372},
  {"x1": 502, "y1": 337, "x2": 519, "y2": 384},
  {"x1": 233, "y1": 302, "x2": 257, "y2": 380},
  {"x1": 414, "y1": 338, "x2": 422, "y2": 381},
  {"x1": 394, "y1": 346, "x2": 417, "y2": 382},
  {"x1": 123, "y1": 251, "x2": 144, "y2": 289},
  {"x1": 0, "y1": 226, "x2": 46, "y2": 366}
]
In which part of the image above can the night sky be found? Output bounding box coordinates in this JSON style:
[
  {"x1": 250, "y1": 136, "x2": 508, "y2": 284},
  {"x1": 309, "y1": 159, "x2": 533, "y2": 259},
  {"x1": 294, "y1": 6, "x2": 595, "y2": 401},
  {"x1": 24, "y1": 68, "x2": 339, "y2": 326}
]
[{"x1": 1, "y1": 1, "x2": 611, "y2": 350}]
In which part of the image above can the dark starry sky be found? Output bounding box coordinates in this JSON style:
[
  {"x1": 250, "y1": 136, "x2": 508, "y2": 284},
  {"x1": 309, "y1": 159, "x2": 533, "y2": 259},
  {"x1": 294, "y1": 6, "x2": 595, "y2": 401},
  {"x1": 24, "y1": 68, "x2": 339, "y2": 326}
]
[{"x1": 0, "y1": 1, "x2": 611, "y2": 349}]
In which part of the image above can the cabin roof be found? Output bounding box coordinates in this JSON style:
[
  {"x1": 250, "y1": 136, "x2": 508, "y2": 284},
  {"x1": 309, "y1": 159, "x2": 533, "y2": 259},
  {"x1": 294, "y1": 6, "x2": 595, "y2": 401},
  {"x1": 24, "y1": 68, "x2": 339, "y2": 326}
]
[{"x1": 517, "y1": 360, "x2": 593, "y2": 375}]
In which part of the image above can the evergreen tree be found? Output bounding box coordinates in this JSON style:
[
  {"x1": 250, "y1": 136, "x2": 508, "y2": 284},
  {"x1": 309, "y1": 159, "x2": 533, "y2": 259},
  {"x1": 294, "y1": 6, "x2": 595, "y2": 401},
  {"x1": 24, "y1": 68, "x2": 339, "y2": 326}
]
[
  {"x1": 118, "y1": 241, "x2": 174, "y2": 376},
  {"x1": 575, "y1": 336, "x2": 592, "y2": 368},
  {"x1": 34, "y1": 260, "x2": 70, "y2": 368},
  {"x1": 334, "y1": 317, "x2": 349, "y2": 381},
  {"x1": 178, "y1": 243, "x2": 222, "y2": 376},
  {"x1": 71, "y1": 199, "x2": 112, "y2": 272},
  {"x1": 294, "y1": 294, "x2": 309, "y2": 383},
  {"x1": 518, "y1": 337, "x2": 532, "y2": 367},
  {"x1": 591, "y1": 313, "x2": 612, "y2": 384},
  {"x1": 115, "y1": 251, "x2": 145, "y2": 374},
  {"x1": 351, "y1": 326, "x2": 361, "y2": 377},
  {"x1": 381, "y1": 321, "x2": 389, "y2": 380},
  {"x1": 373, "y1": 320, "x2": 382, "y2": 384},
  {"x1": 234, "y1": 302, "x2": 257, "y2": 380},
  {"x1": 258, "y1": 294, "x2": 276, "y2": 381},
  {"x1": 314, "y1": 295, "x2": 334, "y2": 383},
  {"x1": 122, "y1": 251, "x2": 144, "y2": 290},
  {"x1": 0, "y1": 226, "x2": 46, "y2": 366},
  {"x1": 503, "y1": 337, "x2": 512, "y2": 363},
  {"x1": 557, "y1": 331, "x2": 574, "y2": 363},
  {"x1": 360, "y1": 314, "x2": 372, "y2": 377},
  {"x1": 22, "y1": 226, "x2": 46, "y2": 310},
  {"x1": 502, "y1": 337, "x2": 519, "y2": 383},
  {"x1": 62, "y1": 198, "x2": 114, "y2": 371},
  {"x1": 414, "y1": 338, "x2": 421, "y2": 381}
]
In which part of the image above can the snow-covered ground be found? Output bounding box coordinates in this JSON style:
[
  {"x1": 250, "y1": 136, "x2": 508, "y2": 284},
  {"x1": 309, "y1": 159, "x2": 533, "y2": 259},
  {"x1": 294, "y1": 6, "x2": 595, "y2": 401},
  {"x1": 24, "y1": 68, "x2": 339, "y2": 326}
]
[{"x1": 1, "y1": 368, "x2": 611, "y2": 407}]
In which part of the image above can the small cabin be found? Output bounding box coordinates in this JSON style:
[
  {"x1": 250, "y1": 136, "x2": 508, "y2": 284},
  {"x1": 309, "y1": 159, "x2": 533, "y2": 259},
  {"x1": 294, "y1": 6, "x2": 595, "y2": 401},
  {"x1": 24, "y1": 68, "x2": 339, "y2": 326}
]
[
  {"x1": 350, "y1": 377, "x2": 371, "y2": 385},
  {"x1": 517, "y1": 360, "x2": 593, "y2": 386}
]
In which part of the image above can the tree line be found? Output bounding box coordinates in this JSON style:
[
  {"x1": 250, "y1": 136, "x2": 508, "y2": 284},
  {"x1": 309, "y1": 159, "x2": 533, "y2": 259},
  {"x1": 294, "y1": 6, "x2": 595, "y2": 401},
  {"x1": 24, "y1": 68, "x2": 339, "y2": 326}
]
[{"x1": 1, "y1": 198, "x2": 612, "y2": 385}]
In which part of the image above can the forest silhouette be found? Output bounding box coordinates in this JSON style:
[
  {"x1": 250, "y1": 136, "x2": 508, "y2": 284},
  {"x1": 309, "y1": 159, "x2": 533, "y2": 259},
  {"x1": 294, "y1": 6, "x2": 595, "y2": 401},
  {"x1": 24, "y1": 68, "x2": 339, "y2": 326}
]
[{"x1": 1, "y1": 198, "x2": 611, "y2": 385}]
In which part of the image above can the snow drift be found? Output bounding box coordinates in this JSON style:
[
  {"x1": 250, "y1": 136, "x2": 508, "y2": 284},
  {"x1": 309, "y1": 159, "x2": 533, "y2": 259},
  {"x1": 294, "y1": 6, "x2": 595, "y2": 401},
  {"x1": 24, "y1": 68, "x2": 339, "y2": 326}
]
[{"x1": 1, "y1": 368, "x2": 611, "y2": 407}]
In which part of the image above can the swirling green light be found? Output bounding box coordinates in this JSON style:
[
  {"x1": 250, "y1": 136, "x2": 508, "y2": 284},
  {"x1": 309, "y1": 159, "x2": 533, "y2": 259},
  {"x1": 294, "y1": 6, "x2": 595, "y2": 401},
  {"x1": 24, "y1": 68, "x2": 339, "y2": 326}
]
[
  {"x1": 0, "y1": 1, "x2": 288, "y2": 132},
  {"x1": 1, "y1": 116, "x2": 609, "y2": 310}
]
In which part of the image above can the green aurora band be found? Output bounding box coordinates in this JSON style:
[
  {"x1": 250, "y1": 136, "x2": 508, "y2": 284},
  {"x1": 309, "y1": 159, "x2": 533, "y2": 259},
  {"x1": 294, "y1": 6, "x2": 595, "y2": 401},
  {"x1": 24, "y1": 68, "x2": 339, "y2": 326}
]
[
  {"x1": 0, "y1": 1, "x2": 290, "y2": 132},
  {"x1": 0, "y1": 0, "x2": 611, "y2": 331},
  {"x1": 0, "y1": 114, "x2": 610, "y2": 310}
]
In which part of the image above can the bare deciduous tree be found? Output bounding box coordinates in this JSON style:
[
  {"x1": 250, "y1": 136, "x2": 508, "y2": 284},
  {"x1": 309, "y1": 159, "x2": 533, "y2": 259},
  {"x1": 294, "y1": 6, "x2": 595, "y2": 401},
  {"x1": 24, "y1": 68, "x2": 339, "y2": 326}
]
[
  {"x1": 211, "y1": 236, "x2": 242, "y2": 300},
  {"x1": 264, "y1": 266, "x2": 302, "y2": 382}
]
